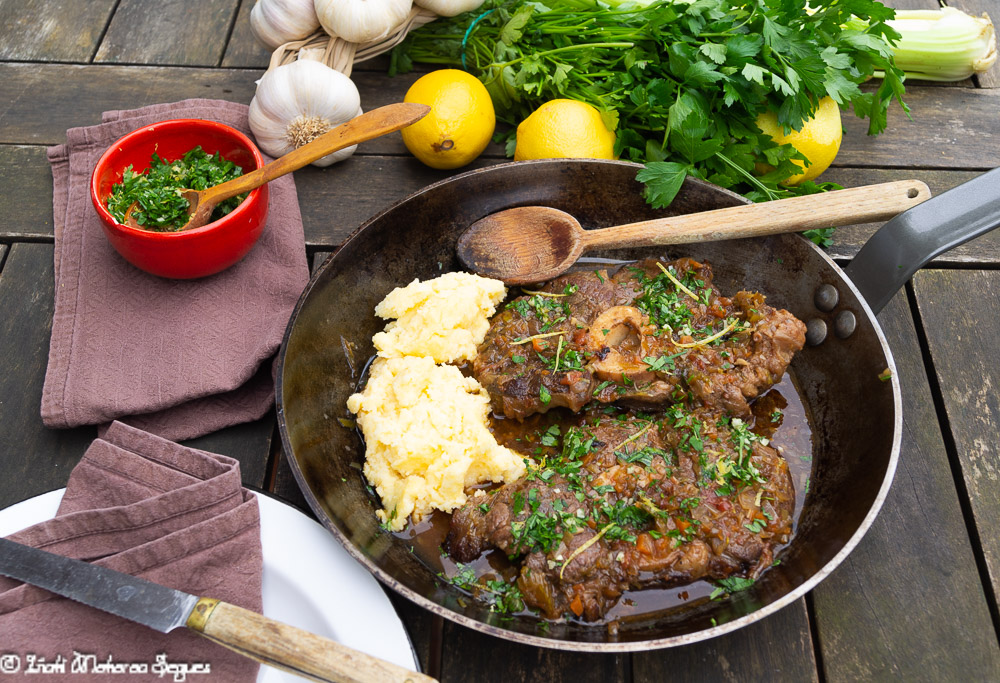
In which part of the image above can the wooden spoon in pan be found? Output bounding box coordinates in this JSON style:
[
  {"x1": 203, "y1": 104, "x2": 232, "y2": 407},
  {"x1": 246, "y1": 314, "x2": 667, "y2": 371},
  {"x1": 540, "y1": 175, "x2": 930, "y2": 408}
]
[
  {"x1": 456, "y1": 179, "x2": 932, "y2": 284},
  {"x1": 124, "y1": 102, "x2": 430, "y2": 231}
]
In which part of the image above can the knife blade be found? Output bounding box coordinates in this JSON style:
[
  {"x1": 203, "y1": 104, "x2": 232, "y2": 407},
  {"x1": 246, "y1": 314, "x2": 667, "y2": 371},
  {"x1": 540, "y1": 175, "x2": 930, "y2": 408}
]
[{"x1": 0, "y1": 537, "x2": 434, "y2": 683}]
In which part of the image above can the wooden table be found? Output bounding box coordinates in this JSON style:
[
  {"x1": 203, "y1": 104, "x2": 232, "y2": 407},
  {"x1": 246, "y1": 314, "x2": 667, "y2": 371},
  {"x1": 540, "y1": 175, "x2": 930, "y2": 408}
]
[{"x1": 2, "y1": 1, "x2": 999, "y2": 680}]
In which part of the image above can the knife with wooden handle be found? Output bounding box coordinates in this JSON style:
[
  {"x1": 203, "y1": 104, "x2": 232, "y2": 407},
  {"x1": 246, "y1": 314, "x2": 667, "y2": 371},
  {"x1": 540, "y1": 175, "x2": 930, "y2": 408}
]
[{"x1": 0, "y1": 537, "x2": 435, "y2": 683}]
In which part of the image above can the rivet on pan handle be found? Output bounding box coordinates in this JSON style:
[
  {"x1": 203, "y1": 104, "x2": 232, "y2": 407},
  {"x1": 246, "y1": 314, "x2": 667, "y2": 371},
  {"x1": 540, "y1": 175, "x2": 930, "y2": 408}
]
[{"x1": 845, "y1": 167, "x2": 1000, "y2": 314}]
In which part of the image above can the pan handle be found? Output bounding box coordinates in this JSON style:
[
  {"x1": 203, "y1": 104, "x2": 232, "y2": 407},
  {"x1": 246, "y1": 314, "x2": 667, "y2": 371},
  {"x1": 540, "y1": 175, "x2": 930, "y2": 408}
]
[{"x1": 844, "y1": 167, "x2": 1000, "y2": 314}]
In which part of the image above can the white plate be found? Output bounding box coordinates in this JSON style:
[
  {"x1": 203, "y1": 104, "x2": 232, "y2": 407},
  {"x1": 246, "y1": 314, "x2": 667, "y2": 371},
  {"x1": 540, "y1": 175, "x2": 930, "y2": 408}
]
[{"x1": 0, "y1": 489, "x2": 419, "y2": 682}]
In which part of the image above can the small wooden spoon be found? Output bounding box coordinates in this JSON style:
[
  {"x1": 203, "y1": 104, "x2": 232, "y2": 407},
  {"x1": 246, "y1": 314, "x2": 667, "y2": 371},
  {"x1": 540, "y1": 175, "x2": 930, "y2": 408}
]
[
  {"x1": 124, "y1": 102, "x2": 431, "y2": 231},
  {"x1": 456, "y1": 179, "x2": 932, "y2": 284}
]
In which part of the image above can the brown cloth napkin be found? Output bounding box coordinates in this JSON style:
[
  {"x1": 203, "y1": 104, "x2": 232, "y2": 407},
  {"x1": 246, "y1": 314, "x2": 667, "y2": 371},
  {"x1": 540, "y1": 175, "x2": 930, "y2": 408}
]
[
  {"x1": 0, "y1": 421, "x2": 262, "y2": 681},
  {"x1": 42, "y1": 98, "x2": 310, "y2": 441}
]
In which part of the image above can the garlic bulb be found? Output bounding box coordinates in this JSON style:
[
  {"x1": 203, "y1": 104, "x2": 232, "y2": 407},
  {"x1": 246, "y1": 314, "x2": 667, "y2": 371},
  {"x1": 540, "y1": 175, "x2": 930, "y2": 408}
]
[
  {"x1": 315, "y1": 0, "x2": 413, "y2": 43},
  {"x1": 249, "y1": 0, "x2": 320, "y2": 48},
  {"x1": 414, "y1": 0, "x2": 485, "y2": 17},
  {"x1": 248, "y1": 59, "x2": 362, "y2": 167}
]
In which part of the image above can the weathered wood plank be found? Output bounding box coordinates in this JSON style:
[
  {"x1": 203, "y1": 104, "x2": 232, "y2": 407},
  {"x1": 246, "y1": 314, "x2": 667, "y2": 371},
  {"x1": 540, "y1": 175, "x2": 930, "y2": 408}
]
[
  {"x1": 293, "y1": 154, "x2": 500, "y2": 248},
  {"x1": 810, "y1": 288, "x2": 1000, "y2": 681},
  {"x1": 222, "y1": 0, "x2": 273, "y2": 69},
  {"x1": 0, "y1": 0, "x2": 116, "y2": 62},
  {"x1": 838, "y1": 85, "x2": 998, "y2": 168},
  {"x1": 95, "y1": 0, "x2": 241, "y2": 67},
  {"x1": 817, "y1": 167, "x2": 1000, "y2": 263},
  {"x1": 0, "y1": 145, "x2": 55, "y2": 240},
  {"x1": 271, "y1": 441, "x2": 311, "y2": 513},
  {"x1": 0, "y1": 64, "x2": 260, "y2": 145},
  {"x1": 2, "y1": 63, "x2": 993, "y2": 170},
  {"x1": 387, "y1": 593, "x2": 440, "y2": 678},
  {"x1": 0, "y1": 243, "x2": 96, "y2": 509},
  {"x1": 439, "y1": 622, "x2": 627, "y2": 683},
  {"x1": 184, "y1": 408, "x2": 275, "y2": 489},
  {"x1": 0, "y1": 143, "x2": 504, "y2": 246},
  {"x1": 8, "y1": 143, "x2": 1000, "y2": 271},
  {"x1": 913, "y1": 269, "x2": 1000, "y2": 609},
  {"x1": 0, "y1": 63, "x2": 464, "y2": 157},
  {"x1": 633, "y1": 600, "x2": 817, "y2": 682},
  {"x1": 945, "y1": 0, "x2": 1000, "y2": 88},
  {"x1": 0, "y1": 239, "x2": 276, "y2": 498}
]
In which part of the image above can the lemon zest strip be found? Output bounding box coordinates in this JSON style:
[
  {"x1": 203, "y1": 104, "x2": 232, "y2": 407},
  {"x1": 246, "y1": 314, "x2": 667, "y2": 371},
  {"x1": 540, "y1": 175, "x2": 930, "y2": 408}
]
[
  {"x1": 560, "y1": 523, "x2": 616, "y2": 581},
  {"x1": 511, "y1": 330, "x2": 567, "y2": 345},
  {"x1": 522, "y1": 289, "x2": 570, "y2": 298},
  {"x1": 670, "y1": 319, "x2": 738, "y2": 348},
  {"x1": 656, "y1": 262, "x2": 701, "y2": 302},
  {"x1": 612, "y1": 422, "x2": 655, "y2": 451}
]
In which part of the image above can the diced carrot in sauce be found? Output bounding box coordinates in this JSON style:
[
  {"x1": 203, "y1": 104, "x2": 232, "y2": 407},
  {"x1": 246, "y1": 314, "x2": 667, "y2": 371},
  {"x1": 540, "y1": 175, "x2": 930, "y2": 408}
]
[{"x1": 570, "y1": 593, "x2": 584, "y2": 617}]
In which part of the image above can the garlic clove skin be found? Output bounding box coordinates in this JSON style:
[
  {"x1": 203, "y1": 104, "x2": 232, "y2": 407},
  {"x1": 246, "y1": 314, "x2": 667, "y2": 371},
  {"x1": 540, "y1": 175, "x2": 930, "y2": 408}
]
[
  {"x1": 250, "y1": 0, "x2": 320, "y2": 48},
  {"x1": 315, "y1": 0, "x2": 413, "y2": 44},
  {"x1": 248, "y1": 60, "x2": 363, "y2": 168},
  {"x1": 414, "y1": 0, "x2": 485, "y2": 17}
]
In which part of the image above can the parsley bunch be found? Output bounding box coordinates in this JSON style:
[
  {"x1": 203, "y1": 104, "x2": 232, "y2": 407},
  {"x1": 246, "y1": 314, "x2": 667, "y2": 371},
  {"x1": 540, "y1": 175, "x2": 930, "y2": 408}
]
[{"x1": 394, "y1": 0, "x2": 907, "y2": 245}]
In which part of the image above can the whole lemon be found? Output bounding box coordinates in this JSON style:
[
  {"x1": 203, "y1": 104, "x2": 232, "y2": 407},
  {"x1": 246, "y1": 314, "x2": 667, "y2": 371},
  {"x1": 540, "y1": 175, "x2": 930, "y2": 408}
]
[
  {"x1": 514, "y1": 99, "x2": 617, "y2": 161},
  {"x1": 755, "y1": 96, "x2": 842, "y2": 185},
  {"x1": 401, "y1": 69, "x2": 495, "y2": 170}
]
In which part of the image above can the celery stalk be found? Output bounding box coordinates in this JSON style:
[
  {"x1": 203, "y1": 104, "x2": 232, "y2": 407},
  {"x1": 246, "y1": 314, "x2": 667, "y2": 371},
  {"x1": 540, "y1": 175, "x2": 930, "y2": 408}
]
[{"x1": 854, "y1": 7, "x2": 997, "y2": 81}]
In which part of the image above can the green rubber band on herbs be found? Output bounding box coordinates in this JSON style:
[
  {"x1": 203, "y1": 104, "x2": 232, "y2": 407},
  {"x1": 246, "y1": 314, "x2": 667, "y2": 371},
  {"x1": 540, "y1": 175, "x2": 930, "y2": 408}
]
[{"x1": 461, "y1": 9, "x2": 495, "y2": 71}]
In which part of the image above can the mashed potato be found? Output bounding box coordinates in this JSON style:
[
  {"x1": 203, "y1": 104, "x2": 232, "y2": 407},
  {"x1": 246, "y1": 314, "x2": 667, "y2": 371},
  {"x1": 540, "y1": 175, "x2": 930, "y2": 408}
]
[
  {"x1": 372, "y1": 271, "x2": 507, "y2": 363},
  {"x1": 347, "y1": 356, "x2": 525, "y2": 531},
  {"x1": 347, "y1": 273, "x2": 523, "y2": 531}
]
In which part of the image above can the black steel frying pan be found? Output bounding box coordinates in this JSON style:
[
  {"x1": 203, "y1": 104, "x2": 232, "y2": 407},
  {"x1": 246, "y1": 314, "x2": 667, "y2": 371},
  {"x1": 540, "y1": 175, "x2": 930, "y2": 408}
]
[{"x1": 276, "y1": 160, "x2": 1000, "y2": 651}]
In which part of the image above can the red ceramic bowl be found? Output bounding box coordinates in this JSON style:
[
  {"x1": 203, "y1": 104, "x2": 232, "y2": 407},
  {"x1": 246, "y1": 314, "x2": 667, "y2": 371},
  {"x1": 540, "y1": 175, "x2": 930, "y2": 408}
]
[{"x1": 90, "y1": 118, "x2": 269, "y2": 279}]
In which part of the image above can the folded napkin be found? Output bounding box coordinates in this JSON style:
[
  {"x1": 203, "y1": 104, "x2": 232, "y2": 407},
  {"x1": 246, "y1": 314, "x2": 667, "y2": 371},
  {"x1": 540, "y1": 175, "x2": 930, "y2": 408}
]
[
  {"x1": 0, "y1": 421, "x2": 262, "y2": 681},
  {"x1": 42, "y1": 99, "x2": 310, "y2": 441}
]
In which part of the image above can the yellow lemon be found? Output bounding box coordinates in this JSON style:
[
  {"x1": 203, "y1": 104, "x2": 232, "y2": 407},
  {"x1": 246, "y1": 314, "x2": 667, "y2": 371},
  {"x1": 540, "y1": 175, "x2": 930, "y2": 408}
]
[
  {"x1": 514, "y1": 99, "x2": 617, "y2": 161},
  {"x1": 401, "y1": 69, "x2": 495, "y2": 170},
  {"x1": 755, "y1": 96, "x2": 842, "y2": 185}
]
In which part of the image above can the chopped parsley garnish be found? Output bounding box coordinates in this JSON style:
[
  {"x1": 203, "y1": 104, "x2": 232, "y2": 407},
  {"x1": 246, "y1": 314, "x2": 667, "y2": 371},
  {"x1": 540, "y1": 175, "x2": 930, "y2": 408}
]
[
  {"x1": 510, "y1": 489, "x2": 563, "y2": 554},
  {"x1": 616, "y1": 445, "x2": 667, "y2": 468},
  {"x1": 642, "y1": 351, "x2": 688, "y2": 373},
  {"x1": 106, "y1": 146, "x2": 246, "y2": 231},
  {"x1": 539, "y1": 384, "x2": 552, "y2": 405},
  {"x1": 440, "y1": 564, "x2": 525, "y2": 615},
  {"x1": 539, "y1": 425, "x2": 560, "y2": 448},
  {"x1": 709, "y1": 576, "x2": 756, "y2": 600},
  {"x1": 631, "y1": 265, "x2": 704, "y2": 330},
  {"x1": 378, "y1": 506, "x2": 398, "y2": 532},
  {"x1": 593, "y1": 380, "x2": 615, "y2": 396},
  {"x1": 507, "y1": 284, "x2": 578, "y2": 332},
  {"x1": 703, "y1": 416, "x2": 769, "y2": 490}
]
